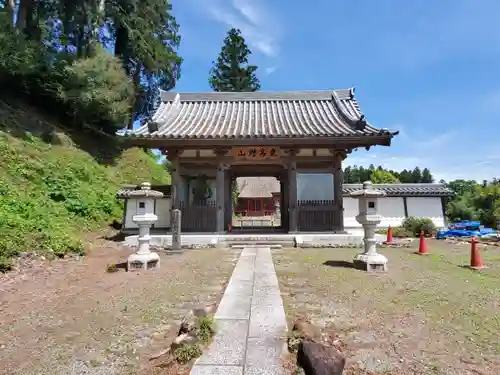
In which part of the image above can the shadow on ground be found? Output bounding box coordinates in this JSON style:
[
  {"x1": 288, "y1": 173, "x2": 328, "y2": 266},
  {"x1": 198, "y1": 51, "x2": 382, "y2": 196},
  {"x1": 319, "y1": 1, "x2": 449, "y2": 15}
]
[
  {"x1": 103, "y1": 231, "x2": 126, "y2": 243},
  {"x1": 0, "y1": 97, "x2": 125, "y2": 165},
  {"x1": 323, "y1": 260, "x2": 355, "y2": 269}
]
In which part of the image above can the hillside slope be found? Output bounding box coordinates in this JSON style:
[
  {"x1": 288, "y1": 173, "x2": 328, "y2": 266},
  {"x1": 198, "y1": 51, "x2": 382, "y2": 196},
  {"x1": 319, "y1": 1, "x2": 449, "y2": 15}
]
[{"x1": 0, "y1": 99, "x2": 170, "y2": 271}]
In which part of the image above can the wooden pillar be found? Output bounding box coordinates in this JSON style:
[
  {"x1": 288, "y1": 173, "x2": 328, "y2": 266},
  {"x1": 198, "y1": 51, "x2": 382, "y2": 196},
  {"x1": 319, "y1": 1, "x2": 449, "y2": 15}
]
[
  {"x1": 168, "y1": 149, "x2": 182, "y2": 210},
  {"x1": 215, "y1": 149, "x2": 229, "y2": 233},
  {"x1": 280, "y1": 171, "x2": 289, "y2": 231},
  {"x1": 184, "y1": 177, "x2": 191, "y2": 208},
  {"x1": 224, "y1": 170, "x2": 232, "y2": 230},
  {"x1": 287, "y1": 150, "x2": 298, "y2": 233},
  {"x1": 331, "y1": 150, "x2": 345, "y2": 233},
  {"x1": 403, "y1": 196, "x2": 409, "y2": 218}
]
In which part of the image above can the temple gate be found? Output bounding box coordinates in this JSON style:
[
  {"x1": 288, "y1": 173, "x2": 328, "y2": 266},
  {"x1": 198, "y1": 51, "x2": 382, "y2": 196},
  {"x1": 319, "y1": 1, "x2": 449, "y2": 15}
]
[{"x1": 120, "y1": 89, "x2": 398, "y2": 234}]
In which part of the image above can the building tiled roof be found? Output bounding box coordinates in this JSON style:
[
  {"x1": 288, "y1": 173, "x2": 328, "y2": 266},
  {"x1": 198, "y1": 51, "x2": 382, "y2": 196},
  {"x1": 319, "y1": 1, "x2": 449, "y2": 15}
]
[
  {"x1": 117, "y1": 182, "x2": 453, "y2": 199},
  {"x1": 342, "y1": 183, "x2": 454, "y2": 197},
  {"x1": 121, "y1": 89, "x2": 398, "y2": 141},
  {"x1": 236, "y1": 177, "x2": 280, "y2": 198}
]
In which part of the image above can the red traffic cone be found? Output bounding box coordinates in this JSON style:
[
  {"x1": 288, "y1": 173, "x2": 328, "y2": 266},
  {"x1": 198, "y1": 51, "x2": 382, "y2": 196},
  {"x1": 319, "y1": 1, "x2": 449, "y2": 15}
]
[
  {"x1": 416, "y1": 230, "x2": 428, "y2": 255},
  {"x1": 386, "y1": 226, "x2": 393, "y2": 243},
  {"x1": 469, "y1": 237, "x2": 486, "y2": 269}
]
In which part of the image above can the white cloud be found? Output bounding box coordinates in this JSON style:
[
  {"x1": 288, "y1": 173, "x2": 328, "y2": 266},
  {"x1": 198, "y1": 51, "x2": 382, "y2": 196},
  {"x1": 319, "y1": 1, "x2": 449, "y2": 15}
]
[
  {"x1": 264, "y1": 66, "x2": 277, "y2": 75},
  {"x1": 197, "y1": 0, "x2": 283, "y2": 57},
  {"x1": 344, "y1": 124, "x2": 498, "y2": 182}
]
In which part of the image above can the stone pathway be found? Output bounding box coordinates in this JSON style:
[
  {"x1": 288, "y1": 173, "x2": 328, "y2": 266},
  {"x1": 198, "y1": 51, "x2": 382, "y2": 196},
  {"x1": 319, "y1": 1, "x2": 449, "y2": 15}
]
[{"x1": 190, "y1": 246, "x2": 289, "y2": 375}]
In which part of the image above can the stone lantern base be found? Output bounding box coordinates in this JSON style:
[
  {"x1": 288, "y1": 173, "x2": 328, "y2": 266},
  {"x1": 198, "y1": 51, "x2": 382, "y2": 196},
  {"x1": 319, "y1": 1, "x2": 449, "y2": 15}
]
[
  {"x1": 353, "y1": 252, "x2": 388, "y2": 272},
  {"x1": 127, "y1": 251, "x2": 160, "y2": 271}
]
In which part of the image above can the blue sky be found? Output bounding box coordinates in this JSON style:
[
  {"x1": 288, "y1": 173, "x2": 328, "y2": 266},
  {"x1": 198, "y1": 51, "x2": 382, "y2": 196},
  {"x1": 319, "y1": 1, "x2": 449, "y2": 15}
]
[{"x1": 170, "y1": 0, "x2": 500, "y2": 182}]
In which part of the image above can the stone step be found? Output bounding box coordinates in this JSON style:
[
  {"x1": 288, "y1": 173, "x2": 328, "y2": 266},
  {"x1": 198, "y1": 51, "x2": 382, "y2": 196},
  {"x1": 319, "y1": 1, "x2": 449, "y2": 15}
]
[
  {"x1": 222, "y1": 240, "x2": 294, "y2": 246},
  {"x1": 230, "y1": 244, "x2": 283, "y2": 249}
]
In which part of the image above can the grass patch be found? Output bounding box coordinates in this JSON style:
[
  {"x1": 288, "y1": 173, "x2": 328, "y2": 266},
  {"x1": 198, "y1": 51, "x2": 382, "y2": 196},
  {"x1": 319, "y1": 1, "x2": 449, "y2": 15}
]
[
  {"x1": 274, "y1": 241, "x2": 500, "y2": 374},
  {"x1": 0, "y1": 99, "x2": 170, "y2": 270}
]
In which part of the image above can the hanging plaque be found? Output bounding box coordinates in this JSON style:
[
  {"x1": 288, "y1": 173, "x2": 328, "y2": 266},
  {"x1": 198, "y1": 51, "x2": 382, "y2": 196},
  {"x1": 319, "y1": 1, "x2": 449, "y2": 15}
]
[{"x1": 231, "y1": 146, "x2": 281, "y2": 161}]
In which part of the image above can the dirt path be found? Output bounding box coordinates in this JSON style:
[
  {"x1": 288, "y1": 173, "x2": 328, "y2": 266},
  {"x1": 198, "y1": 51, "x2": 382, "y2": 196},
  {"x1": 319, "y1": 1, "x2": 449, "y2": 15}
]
[
  {"x1": 0, "y1": 236, "x2": 239, "y2": 375},
  {"x1": 273, "y1": 241, "x2": 500, "y2": 375}
]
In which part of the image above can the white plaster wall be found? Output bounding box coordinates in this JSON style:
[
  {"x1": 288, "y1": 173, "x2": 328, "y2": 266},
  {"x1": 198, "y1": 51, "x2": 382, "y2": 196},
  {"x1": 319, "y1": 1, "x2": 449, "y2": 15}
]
[
  {"x1": 124, "y1": 198, "x2": 172, "y2": 229},
  {"x1": 344, "y1": 197, "x2": 405, "y2": 228},
  {"x1": 124, "y1": 200, "x2": 138, "y2": 229},
  {"x1": 123, "y1": 195, "x2": 446, "y2": 230},
  {"x1": 155, "y1": 199, "x2": 172, "y2": 227},
  {"x1": 344, "y1": 196, "x2": 445, "y2": 228},
  {"x1": 407, "y1": 197, "x2": 445, "y2": 228}
]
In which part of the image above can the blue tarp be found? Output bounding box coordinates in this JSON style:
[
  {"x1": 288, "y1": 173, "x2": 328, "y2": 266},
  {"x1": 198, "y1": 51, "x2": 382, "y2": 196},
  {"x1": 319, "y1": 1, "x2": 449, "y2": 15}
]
[{"x1": 436, "y1": 220, "x2": 496, "y2": 239}]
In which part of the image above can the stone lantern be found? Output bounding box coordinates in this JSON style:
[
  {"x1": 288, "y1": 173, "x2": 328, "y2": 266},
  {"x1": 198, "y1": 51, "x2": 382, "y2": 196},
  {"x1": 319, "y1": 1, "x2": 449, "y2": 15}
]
[
  {"x1": 350, "y1": 181, "x2": 388, "y2": 272},
  {"x1": 127, "y1": 182, "x2": 163, "y2": 270}
]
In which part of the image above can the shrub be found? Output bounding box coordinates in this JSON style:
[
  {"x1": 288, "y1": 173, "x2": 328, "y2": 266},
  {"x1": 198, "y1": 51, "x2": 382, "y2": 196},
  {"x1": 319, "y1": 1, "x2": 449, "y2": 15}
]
[
  {"x1": 195, "y1": 316, "x2": 216, "y2": 343},
  {"x1": 173, "y1": 344, "x2": 203, "y2": 364},
  {"x1": 59, "y1": 46, "x2": 134, "y2": 134},
  {"x1": 0, "y1": 25, "x2": 46, "y2": 81},
  {"x1": 402, "y1": 217, "x2": 436, "y2": 237},
  {"x1": 376, "y1": 227, "x2": 413, "y2": 238}
]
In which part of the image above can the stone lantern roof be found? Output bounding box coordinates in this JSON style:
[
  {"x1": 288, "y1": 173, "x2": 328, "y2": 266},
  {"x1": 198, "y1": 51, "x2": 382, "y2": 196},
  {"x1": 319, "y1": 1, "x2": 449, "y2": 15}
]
[
  {"x1": 349, "y1": 181, "x2": 386, "y2": 198},
  {"x1": 123, "y1": 182, "x2": 164, "y2": 198}
]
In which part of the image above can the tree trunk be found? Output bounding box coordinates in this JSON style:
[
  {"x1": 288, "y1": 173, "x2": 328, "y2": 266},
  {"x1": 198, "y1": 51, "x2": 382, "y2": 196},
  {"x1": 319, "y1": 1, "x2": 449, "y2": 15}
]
[
  {"x1": 16, "y1": 0, "x2": 31, "y2": 32},
  {"x1": 5, "y1": 0, "x2": 15, "y2": 26},
  {"x1": 114, "y1": 24, "x2": 130, "y2": 73},
  {"x1": 127, "y1": 63, "x2": 142, "y2": 130}
]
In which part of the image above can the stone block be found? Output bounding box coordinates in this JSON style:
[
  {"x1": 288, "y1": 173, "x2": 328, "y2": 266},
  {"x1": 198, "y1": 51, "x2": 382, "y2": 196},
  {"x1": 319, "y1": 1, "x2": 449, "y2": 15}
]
[
  {"x1": 248, "y1": 304, "x2": 287, "y2": 339},
  {"x1": 297, "y1": 340, "x2": 345, "y2": 375},
  {"x1": 171, "y1": 209, "x2": 182, "y2": 252},
  {"x1": 215, "y1": 294, "x2": 252, "y2": 320},
  {"x1": 190, "y1": 365, "x2": 243, "y2": 375},
  {"x1": 245, "y1": 336, "x2": 286, "y2": 368},
  {"x1": 196, "y1": 319, "x2": 248, "y2": 366}
]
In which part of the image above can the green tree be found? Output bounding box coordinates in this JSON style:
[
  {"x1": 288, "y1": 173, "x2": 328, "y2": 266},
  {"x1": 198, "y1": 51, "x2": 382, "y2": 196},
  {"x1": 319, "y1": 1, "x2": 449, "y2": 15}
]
[
  {"x1": 473, "y1": 183, "x2": 500, "y2": 226},
  {"x1": 59, "y1": 45, "x2": 134, "y2": 133},
  {"x1": 209, "y1": 28, "x2": 260, "y2": 92},
  {"x1": 446, "y1": 195, "x2": 477, "y2": 222},
  {"x1": 343, "y1": 166, "x2": 352, "y2": 183},
  {"x1": 446, "y1": 179, "x2": 478, "y2": 196},
  {"x1": 421, "y1": 168, "x2": 434, "y2": 183},
  {"x1": 411, "y1": 167, "x2": 422, "y2": 183},
  {"x1": 107, "y1": 0, "x2": 182, "y2": 128},
  {"x1": 1, "y1": 0, "x2": 182, "y2": 130},
  {"x1": 399, "y1": 169, "x2": 412, "y2": 183},
  {"x1": 370, "y1": 169, "x2": 400, "y2": 184}
]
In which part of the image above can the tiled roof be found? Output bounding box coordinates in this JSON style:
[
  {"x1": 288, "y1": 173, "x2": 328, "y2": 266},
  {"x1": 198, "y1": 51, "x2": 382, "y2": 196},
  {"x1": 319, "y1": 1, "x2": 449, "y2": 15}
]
[
  {"x1": 236, "y1": 177, "x2": 280, "y2": 198},
  {"x1": 117, "y1": 183, "x2": 453, "y2": 199},
  {"x1": 342, "y1": 183, "x2": 454, "y2": 197},
  {"x1": 122, "y1": 89, "x2": 398, "y2": 140}
]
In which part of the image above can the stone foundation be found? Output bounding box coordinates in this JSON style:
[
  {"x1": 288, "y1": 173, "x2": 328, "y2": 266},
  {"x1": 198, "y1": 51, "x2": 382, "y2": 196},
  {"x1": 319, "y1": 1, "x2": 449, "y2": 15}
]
[{"x1": 123, "y1": 232, "x2": 386, "y2": 249}]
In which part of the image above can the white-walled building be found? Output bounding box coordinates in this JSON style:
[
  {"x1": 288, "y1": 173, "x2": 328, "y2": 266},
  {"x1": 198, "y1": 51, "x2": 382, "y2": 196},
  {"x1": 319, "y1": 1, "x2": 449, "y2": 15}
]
[{"x1": 118, "y1": 181, "x2": 453, "y2": 232}]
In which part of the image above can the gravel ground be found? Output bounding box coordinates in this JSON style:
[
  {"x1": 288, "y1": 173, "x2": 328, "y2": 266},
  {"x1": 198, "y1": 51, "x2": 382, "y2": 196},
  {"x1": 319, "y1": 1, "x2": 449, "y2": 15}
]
[
  {"x1": 0, "y1": 234, "x2": 239, "y2": 375},
  {"x1": 273, "y1": 240, "x2": 500, "y2": 375}
]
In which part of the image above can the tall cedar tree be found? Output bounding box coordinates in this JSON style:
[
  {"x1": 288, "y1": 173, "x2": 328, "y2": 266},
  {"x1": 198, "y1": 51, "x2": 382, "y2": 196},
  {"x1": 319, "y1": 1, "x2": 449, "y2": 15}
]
[
  {"x1": 209, "y1": 28, "x2": 260, "y2": 92},
  {"x1": 5, "y1": 0, "x2": 182, "y2": 130}
]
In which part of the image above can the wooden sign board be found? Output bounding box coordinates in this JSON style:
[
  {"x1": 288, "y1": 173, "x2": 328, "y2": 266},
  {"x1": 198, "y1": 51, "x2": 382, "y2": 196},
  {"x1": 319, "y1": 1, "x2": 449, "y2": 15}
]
[{"x1": 232, "y1": 146, "x2": 281, "y2": 161}]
